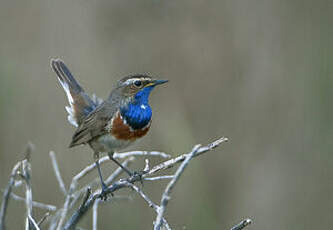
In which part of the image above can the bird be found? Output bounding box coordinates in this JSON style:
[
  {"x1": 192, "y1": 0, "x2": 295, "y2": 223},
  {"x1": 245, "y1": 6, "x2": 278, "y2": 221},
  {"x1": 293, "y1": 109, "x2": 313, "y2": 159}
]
[{"x1": 50, "y1": 58, "x2": 168, "y2": 194}]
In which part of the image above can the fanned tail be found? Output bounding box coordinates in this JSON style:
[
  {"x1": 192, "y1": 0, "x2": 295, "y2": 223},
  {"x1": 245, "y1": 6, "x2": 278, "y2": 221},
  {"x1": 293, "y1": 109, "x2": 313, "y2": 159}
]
[{"x1": 50, "y1": 58, "x2": 101, "y2": 127}]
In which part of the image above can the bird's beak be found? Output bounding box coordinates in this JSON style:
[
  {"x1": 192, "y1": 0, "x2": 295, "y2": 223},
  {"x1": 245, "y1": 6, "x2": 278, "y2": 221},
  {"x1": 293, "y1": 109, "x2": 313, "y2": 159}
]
[
  {"x1": 152, "y1": 79, "x2": 169, "y2": 86},
  {"x1": 146, "y1": 79, "x2": 169, "y2": 87}
]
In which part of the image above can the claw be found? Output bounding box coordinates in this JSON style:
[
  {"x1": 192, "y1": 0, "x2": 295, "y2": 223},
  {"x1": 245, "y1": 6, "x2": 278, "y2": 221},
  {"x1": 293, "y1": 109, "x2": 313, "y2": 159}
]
[
  {"x1": 130, "y1": 170, "x2": 144, "y2": 186},
  {"x1": 99, "y1": 183, "x2": 113, "y2": 201}
]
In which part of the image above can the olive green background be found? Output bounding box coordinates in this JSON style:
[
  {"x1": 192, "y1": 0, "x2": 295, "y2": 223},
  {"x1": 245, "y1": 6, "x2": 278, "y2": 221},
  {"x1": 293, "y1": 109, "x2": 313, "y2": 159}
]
[{"x1": 0, "y1": 0, "x2": 332, "y2": 229}]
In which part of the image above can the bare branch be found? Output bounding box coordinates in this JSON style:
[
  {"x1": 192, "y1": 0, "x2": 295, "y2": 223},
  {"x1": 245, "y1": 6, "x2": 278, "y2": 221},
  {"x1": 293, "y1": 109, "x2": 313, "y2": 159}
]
[
  {"x1": 72, "y1": 156, "x2": 110, "y2": 183},
  {"x1": 92, "y1": 200, "x2": 99, "y2": 230},
  {"x1": 154, "y1": 144, "x2": 201, "y2": 230},
  {"x1": 21, "y1": 159, "x2": 33, "y2": 230},
  {"x1": 5, "y1": 192, "x2": 56, "y2": 211},
  {"x1": 144, "y1": 159, "x2": 150, "y2": 172},
  {"x1": 0, "y1": 161, "x2": 21, "y2": 230},
  {"x1": 147, "y1": 137, "x2": 228, "y2": 176},
  {"x1": 28, "y1": 215, "x2": 40, "y2": 230},
  {"x1": 50, "y1": 151, "x2": 67, "y2": 195},
  {"x1": 14, "y1": 180, "x2": 23, "y2": 188},
  {"x1": 71, "y1": 157, "x2": 134, "y2": 206},
  {"x1": 37, "y1": 212, "x2": 50, "y2": 228},
  {"x1": 63, "y1": 189, "x2": 93, "y2": 230},
  {"x1": 123, "y1": 182, "x2": 171, "y2": 230},
  {"x1": 55, "y1": 193, "x2": 71, "y2": 230},
  {"x1": 230, "y1": 218, "x2": 252, "y2": 230},
  {"x1": 144, "y1": 175, "x2": 174, "y2": 181},
  {"x1": 113, "y1": 151, "x2": 171, "y2": 159},
  {"x1": 63, "y1": 137, "x2": 228, "y2": 230}
]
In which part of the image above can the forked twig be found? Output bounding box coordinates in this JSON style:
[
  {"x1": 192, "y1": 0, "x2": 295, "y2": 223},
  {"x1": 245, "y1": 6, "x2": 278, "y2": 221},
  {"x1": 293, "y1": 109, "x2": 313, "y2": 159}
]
[
  {"x1": 124, "y1": 182, "x2": 171, "y2": 230},
  {"x1": 230, "y1": 218, "x2": 252, "y2": 230},
  {"x1": 0, "y1": 162, "x2": 21, "y2": 230},
  {"x1": 154, "y1": 145, "x2": 201, "y2": 230}
]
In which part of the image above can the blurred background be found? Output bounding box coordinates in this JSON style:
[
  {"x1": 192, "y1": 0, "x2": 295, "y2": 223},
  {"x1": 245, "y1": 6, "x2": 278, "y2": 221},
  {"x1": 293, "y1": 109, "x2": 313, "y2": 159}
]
[{"x1": 0, "y1": 0, "x2": 332, "y2": 229}]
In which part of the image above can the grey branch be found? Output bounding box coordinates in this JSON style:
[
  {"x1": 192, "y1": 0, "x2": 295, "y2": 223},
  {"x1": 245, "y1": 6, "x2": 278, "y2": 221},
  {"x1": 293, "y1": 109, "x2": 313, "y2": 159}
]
[
  {"x1": 63, "y1": 137, "x2": 228, "y2": 230},
  {"x1": 55, "y1": 156, "x2": 134, "y2": 230},
  {"x1": 123, "y1": 182, "x2": 171, "y2": 230},
  {"x1": 6, "y1": 192, "x2": 56, "y2": 211},
  {"x1": 113, "y1": 151, "x2": 171, "y2": 159},
  {"x1": 154, "y1": 145, "x2": 201, "y2": 230},
  {"x1": 144, "y1": 175, "x2": 174, "y2": 181},
  {"x1": 72, "y1": 149, "x2": 169, "y2": 185},
  {"x1": 73, "y1": 157, "x2": 134, "y2": 199},
  {"x1": 230, "y1": 218, "x2": 252, "y2": 230},
  {"x1": 1, "y1": 144, "x2": 54, "y2": 230},
  {"x1": 22, "y1": 159, "x2": 34, "y2": 230},
  {"x1": 28, "y1": 215, "x2": 40, "y2": 230},
  {"x1": 92, "y1": 200, "x2": 99, "y2": 230},
  {"x1": 146, "y1": 137, "x2": 228, "y2": 176},
  {"x1": 37, "y1": 212, "x2": 50, "y2": 228},
  {"x1": 50, "y1": 151, "x2": 67, "y2": 195},
  {"x1": 1, "y1": 137, "x2": 233, "y2": 230},
  {"x1": 0, "y1": 161, "x2": 21, "y2": 230}
]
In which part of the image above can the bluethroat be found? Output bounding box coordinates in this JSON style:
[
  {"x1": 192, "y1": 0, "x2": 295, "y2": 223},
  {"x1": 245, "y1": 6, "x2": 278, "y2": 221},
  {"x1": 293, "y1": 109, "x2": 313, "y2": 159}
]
[{"x1": 50, "y1": 58, "x2": 168, "y2": 194}]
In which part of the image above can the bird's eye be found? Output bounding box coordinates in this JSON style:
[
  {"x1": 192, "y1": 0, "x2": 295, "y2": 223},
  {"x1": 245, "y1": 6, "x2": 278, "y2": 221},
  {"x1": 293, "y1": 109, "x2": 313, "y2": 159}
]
[{"x1": 134, "y1": 80, "x2": 142, "y2": 87}]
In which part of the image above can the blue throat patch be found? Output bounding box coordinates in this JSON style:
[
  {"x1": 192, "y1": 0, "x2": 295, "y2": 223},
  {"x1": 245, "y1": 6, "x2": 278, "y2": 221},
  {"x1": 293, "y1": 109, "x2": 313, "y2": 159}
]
[{"x1": 120, "y1": 86, "x2": 154, "y2": 130}]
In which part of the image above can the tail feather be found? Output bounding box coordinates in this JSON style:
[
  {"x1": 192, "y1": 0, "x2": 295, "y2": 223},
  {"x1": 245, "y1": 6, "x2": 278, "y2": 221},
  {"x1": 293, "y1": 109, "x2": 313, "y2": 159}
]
[{"x1": 50, "y1": 58, "x2": 100, "y2": 127}]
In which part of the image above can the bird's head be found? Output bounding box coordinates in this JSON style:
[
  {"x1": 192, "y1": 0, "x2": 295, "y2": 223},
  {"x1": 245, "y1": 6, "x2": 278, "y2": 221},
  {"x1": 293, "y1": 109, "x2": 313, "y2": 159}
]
[{"x1": 116, "y1": 74, "x2": 168, "y2": 104}]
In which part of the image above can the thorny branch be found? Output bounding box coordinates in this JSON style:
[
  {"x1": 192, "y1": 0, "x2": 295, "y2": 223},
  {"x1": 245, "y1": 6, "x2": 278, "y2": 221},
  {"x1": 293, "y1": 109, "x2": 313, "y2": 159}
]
[{"x1": 0, "y1": 137, "x2": 253, "y2": 230}]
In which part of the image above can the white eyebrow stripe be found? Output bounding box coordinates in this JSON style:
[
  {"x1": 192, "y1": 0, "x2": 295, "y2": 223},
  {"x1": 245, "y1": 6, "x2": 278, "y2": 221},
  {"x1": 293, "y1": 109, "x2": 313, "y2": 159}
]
[
  {"x1": 124, "y1": 78, "x2": 139, "y2": 85},
  {"x1": 124, "y1": 77, "x2": 151, "y2": 85}
]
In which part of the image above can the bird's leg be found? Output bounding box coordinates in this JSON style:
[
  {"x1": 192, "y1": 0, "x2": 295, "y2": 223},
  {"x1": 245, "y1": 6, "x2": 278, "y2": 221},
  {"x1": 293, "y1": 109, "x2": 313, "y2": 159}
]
[
  {"x1": 108, "y1": 152, "x2": 133, "y2": 176},
  {"x1": 94, "y1": 153, "x2": 109, "y2": 199},
  {"x1": 108, "y1": 152, "x2": 144, "y2": 185}
]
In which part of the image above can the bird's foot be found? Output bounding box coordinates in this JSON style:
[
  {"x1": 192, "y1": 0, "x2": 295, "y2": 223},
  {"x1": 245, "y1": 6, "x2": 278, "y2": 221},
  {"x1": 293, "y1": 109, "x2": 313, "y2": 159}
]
[
  {"x1": 129, "y1": 170, "x2": 145, "y2": 186},
  {"x1": 99, "y1": 182, "x2": 113, "y2": 201}
]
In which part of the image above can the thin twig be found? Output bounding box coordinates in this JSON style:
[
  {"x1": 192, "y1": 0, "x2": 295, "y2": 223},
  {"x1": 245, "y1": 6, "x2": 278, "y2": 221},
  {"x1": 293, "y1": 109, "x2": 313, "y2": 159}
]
[
  {"x1": 72, "y1": 156, "x2": 109, "y2": 183},
  {"x1": 37, "y1": 212, "x2": 50, "y2": 228},
  {"x1": 113, "y1": 151, "x2": 171, "y2": 159},
  {"x1": 92, "y1": 200, "x2": 99, "y2": 230},
  {"x1": 144, "y1": 159, "x2": 150, "y2": 172},
  {"x1": 0, "y1": 161, "x2": 21, "y2": 230},
  {"x1": 59, "y1": 156, "x2": 134, "y2": 230},
  {"x1": 63, "y1": 189, "x2": 92, "y2": 230},
  {"x1": 4, "y1": 192, "x2": 56, "y2": 211},
  {"x1": 144, "y1": 175, "x2": 174, "y2": 181},
  {"x1": 28, "y1": 215, "x2": 40, "y2": 230},
  {"x1": 230, "y1": 218, "x2": 252, "y2": 230},
  {"x1": 50, "y1": 151, "x2": 67, "y2": 195},
  {"x1": 55, "y1": 192, "x2": 71, "y2": 230},
  {"x1": 124, "y1": 182, "x2": 171, "y2": 230},
  {"x1": 147, "y1": 137, "x2": 228, "y2": 176},
  {"x1": 22, "y1": 159, "x2": 33, "y2": 230},
  {"x1": 14, "y1": 180, "x2": 23, "y2": 188},
  {"x1": 154, "y1": 145, "x2": 201, "y2": 230},
  {"x1": 48, "y1": 212, "x2": 61, "y2": 230}
]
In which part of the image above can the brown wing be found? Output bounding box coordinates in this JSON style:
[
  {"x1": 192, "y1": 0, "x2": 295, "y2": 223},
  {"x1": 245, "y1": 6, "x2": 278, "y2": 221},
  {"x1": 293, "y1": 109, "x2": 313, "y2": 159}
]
[{"x1": 69, "y1": 100, "x2": 118, "y2": 147}]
